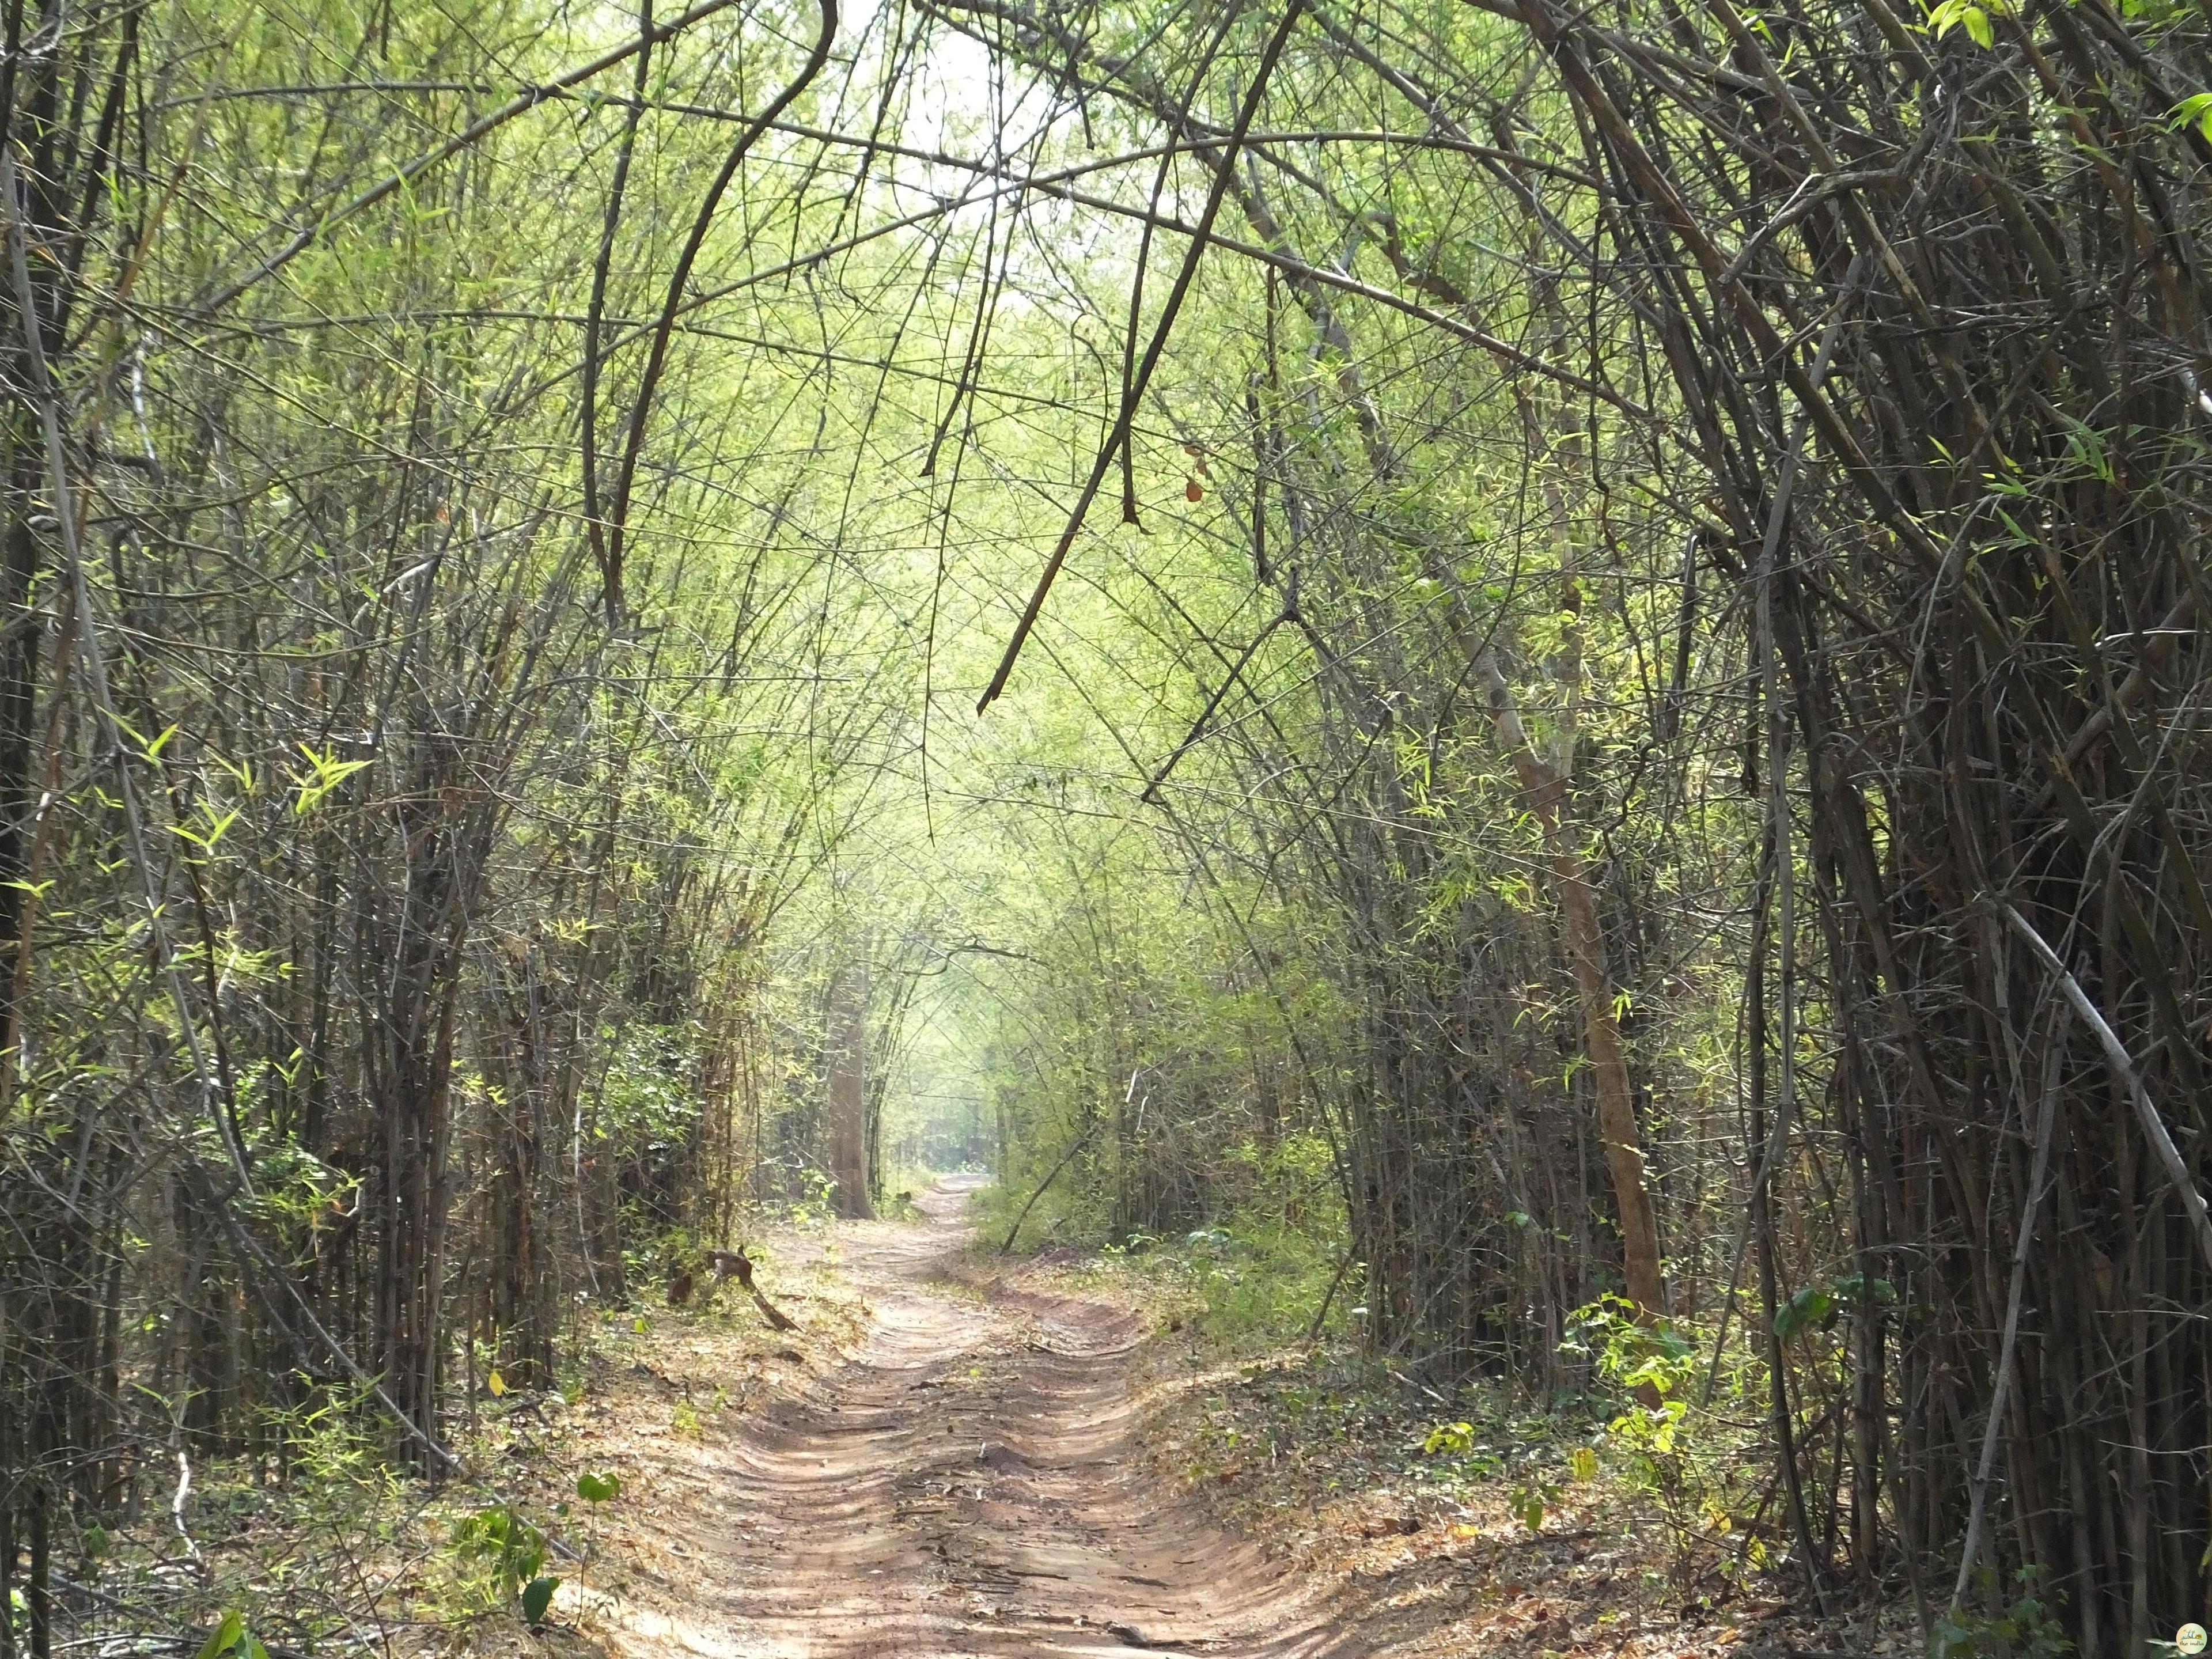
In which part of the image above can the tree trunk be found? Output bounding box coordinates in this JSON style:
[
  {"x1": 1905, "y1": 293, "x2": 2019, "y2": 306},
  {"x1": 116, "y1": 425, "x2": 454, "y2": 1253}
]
[
  {"x1": 1477, "y1": 649, "x2": 1666, "y2": 1320},
  {"x1": 825, "y1": 967, "x2": 873, "y2": 1219},
  {"x1": 369, "y1": 779, "x2": 469, "y2": 1471}
]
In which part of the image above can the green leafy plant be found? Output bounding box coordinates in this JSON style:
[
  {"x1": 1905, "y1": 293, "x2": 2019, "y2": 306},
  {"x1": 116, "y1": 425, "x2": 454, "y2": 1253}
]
[
  {"x1": 1564, "y1": 1297, "x2": 1750, "y2": 1587},
  {"x1": 1926, "y1": 0, "x2": 1996, "y2": 46},
  {"x1": 786, "y1": 1165, "x2": 840, "y2": 1226},
  {"x1": 287, "y1": 743, "x2": 371, "y2": 817},
  {"x1": 1930, "y1": 1566, "x2": 2073, "y2": 1659},
  {"x1": 1508, "y1": 1479, "x2": 1560, "y2": 1533},
  {"x1": 1411, "y1": 1412, "x2": 1505, "y2": 1481},
  {"x1": 194, "y1": 1612, "x2": 270, "y2": 1659},
  {"x1": 521, "y1": 1575, "x2": 560, "y2": 1626},
  {"x1": 1421, "y1": 1420, "x2": 1475, "y2": 1456},
  {"x1": 1774, "y1": 1272, "x2": 1897, "y2": 1340},
  {"x1": 450, "y1": 1505, "x2": 560, "y2": 1626}
]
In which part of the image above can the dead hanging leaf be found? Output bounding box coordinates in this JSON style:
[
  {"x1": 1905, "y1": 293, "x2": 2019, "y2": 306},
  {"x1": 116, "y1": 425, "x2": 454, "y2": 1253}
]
[{"x1": 1185, "y1": 479, "x2": 1204, "y2": 502}]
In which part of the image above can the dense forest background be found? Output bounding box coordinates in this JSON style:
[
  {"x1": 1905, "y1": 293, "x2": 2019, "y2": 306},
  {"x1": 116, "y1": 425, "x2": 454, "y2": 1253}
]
[{"x1": 2, "y1": 0, "x2": 2210, "y2": 1649}]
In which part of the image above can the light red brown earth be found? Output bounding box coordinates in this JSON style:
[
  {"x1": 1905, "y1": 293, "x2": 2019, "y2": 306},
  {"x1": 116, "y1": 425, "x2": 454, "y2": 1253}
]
[
  {"x1": 507, "y1": 1181, "x2": 1914, "y2": 1659},
  {"x1": 542, "y1": 1176, "x2": 1363, "y2": 1657}
]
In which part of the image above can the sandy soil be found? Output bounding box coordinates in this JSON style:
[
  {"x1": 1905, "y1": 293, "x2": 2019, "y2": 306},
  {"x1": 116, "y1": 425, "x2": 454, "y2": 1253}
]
[{"x1": 575, "y1": 1176, "x2": 1363, "y2": 1658}]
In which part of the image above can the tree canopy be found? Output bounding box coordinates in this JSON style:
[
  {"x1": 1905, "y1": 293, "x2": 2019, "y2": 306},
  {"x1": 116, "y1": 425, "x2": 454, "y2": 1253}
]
[{"x1": 3, "y1": 0, "x2": 2210, "y2": 1647}]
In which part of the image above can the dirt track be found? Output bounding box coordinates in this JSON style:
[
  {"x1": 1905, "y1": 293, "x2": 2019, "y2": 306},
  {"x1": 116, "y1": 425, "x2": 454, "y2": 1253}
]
[{"x1": 597, "y1": 1176, "x2": 1362, "y2": 1658}]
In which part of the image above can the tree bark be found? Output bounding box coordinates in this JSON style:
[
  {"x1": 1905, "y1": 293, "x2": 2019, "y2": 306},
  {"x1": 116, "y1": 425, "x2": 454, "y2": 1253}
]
[
  {"x1": 1477, "y1": 649, "x2": 1666, "y2": 1320},
  {"x1": 825, "y1": 966, "x2": 873, "y2": 1219}
]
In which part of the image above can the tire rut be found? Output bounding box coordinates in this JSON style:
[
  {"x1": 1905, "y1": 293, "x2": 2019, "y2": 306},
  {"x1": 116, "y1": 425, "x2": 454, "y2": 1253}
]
[{"x1": 605, "y1": 1176, "x2": 1361, "y2": 1658}]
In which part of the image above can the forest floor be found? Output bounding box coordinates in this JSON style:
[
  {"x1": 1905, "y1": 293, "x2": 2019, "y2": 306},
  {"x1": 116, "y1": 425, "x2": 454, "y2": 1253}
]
[{"x1": 474, "y1": 1177, "x2": 1916, "y2": 1659}]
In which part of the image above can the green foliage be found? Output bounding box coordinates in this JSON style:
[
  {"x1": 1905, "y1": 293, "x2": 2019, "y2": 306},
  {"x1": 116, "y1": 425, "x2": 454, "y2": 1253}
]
[
  {"x1": 272, "y1": 1376, "x2": 392, "y2": 1490},
  {"x1": 241, "y1": 1136, "x2": 357, "y2": 1235},
  {"x1": 598, "y1": 1025, "x2": 700, "y2": 1150},
  {"x1": 1774, "y1": 1272, "x2": 1896, "y2": 1340},
  {"x1": 1772, "y1": 1284, "x2": 1835, "y2": 1341},
  {"x1": 449, "y1": 1505, "x2": 550, "y2": 1614},
  {"x1": 1930, "y1": 1567, "x2": 2073, "y2": 1659},
  {"x1": 521, "y1": 1575, "x2": 562, "y2": 1627},
  {"x1": 194, "y1": 1612, "x2": 270, "y2": 1659},
  {"x1": 1926, "y1": 0, "x2": 1998, "y2": 46},
  {"x1": 1508, "y1": 1479, "x2": 1560, "y2": 1534},
  {"x1": 1156, "y1": 1220, "x2": 1347, "y2": 1353},
  {"x1": 1421, "y1": 1420, "x2": 1476, "y2": 1456},
  {"x1": 2173, "y1": 92, "x2": 2212, "y2": 142},
  {"x1": 1565, "y1": 1298, "x2": 1760, "y2": 1587},
  {"x1": 1565, "y1": 1296, "x2": 1698, "y2": 1399},
  {"x1": 1410, "y1": 1411, "x2": 1512, "y2": 1482},
  {"x1": 778, "y1": 1167, "x2": 842, "y2": 1228},
  {"x1": 286, "y1": 744, "x2": 371, "y2": 817}
]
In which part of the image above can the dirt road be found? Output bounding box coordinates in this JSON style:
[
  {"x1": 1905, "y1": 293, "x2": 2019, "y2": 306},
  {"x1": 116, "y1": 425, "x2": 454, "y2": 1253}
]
[{"x1": 595, "y1": 1176, "x2": 1362, "y2": 1658}]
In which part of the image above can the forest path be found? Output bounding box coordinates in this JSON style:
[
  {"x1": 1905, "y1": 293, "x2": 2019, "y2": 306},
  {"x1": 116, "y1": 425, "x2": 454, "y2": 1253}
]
[{"x1": 596, "y1": 1175, "x2": 1362, "y2": 1659}]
